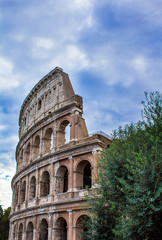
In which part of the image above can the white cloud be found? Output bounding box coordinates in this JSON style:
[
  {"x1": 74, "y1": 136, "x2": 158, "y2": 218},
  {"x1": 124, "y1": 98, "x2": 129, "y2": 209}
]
[
  {"x1": 0, "y1": 157, "x2": 16, "y2": 209},
  {"x1": 50, "y1": 44, "x2": 89, "y2": 72},
  {"x1": 0, "y1": 135, "x2": 18, "y2": 152},
  {"x1": 0, "y1": 56, "x2": 19, "y2": 92},
  {"x1": 0, "y1": 124, "x2": 8, "y2": 131},
  {"x1": 72, "y1": 0, "x2": 92, "y2": 9},
  {"x1": 33, "y1": 37, "x2": 54, "y2": 50},
  {"x1": 132, "y1": 56, "x2": 148, "y2": 75}
]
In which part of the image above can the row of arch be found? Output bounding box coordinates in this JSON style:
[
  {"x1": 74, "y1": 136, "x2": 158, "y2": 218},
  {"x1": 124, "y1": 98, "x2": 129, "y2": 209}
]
[
  {"x1": 13, "y1": 215, "x2": 90, "y2": 240},
  {"x1": 18, "y1": 121, "x2": 71, "y2": 165},
  {"x1": 21, "y1": 80, "x2": 63, "y2": 127},
  {"x1": 14, "y1": 160, "x2": 92, "y2": 207}
]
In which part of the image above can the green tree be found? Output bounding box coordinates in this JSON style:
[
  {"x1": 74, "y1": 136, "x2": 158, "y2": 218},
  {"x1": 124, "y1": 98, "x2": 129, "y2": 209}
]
[
  {"x1": 0, "y1": 206, "x2": 11, "y2": 240},
  {"x1": 85, "y1": 92, "x2": 162, "y2": 240}
]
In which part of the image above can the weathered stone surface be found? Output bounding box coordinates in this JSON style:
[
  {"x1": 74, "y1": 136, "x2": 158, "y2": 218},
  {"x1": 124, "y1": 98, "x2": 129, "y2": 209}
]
[{"x1": 9, "y1": 67, "x2": 111, "y2": 240}]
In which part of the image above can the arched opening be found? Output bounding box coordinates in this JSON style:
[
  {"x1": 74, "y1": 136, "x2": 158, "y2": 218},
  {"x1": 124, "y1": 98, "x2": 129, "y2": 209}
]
[
  {"x1": 65, "y1": 123, "x2": 70, "y2": 143},
  {"x1": 18, "y1": 223, "x2": 23, "y2": 240},
  {"x1": 76, "y1": 215, "x2": 91, "y2": 240},
  {"x1": 39, "y1": 219, "x2": 48, "y2": 240},
  {"x1": 56, "y1": 166, "x2": 68, "y2": 194},
  {"x1": 14, "y1": 184, "x2": 19, "y2": 207},
  {"x1": 33, "y1": 135, "x2": 40, "y2": 158},
  {"x1": 59, "y1": 120, "x2": 70, "y2": 146},
  {"x1": 40, "y1": 171, "x2": 50, "y2": 197},
  {"x1": 83, "y1": 163, "x2": 91, "y2": 189},
  {"x1": 44, "y1": 128, "x2": 53, "y2": 152},
  {"x1": 20, "y1": 181, "x2": 26, "y2": 203},
  {"x1": 23, "y1": 117, "x2": 26, "y2": 126},
  {"x1": 27, "y1": 222, "x2": 34, "y2": 240},
  {"x1": 55, "y1": 217, "x2": 67, "y2": 240},
  {"x1": 38, "y1": 99, "x2": 42, "y2": 110},
  {"x1": 13, "y1": 225, "x2": 17, "y2": 239},
  {"x1": 26, "y1": 143, "x2": 30, "y2": 162},
  {"x1": 29, "y1": 176, "x2": 36, "y2": 200},
  {"x1": 19, "y1": 149, "x2": 23, "y2": 161},
  {"x1": 76, "y1": 161, "x2": 92, "y2": 190}
]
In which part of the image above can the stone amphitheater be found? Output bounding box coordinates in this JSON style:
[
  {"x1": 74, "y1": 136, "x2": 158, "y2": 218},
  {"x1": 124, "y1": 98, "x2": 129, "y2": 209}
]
[{"x1": 9, "y1": 67, "x2": 111, "y2": 240}]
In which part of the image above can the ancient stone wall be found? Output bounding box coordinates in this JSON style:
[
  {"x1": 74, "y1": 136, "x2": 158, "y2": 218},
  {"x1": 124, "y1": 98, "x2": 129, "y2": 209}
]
[{"x1": 9, "y1": 67, "x2": 111, "y2": 240}]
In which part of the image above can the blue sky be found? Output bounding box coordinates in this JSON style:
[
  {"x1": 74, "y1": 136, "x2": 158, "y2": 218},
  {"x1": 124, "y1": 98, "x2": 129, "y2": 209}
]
[{"x1": 0, "y1": 0, "x2": 162, "y2": 208}]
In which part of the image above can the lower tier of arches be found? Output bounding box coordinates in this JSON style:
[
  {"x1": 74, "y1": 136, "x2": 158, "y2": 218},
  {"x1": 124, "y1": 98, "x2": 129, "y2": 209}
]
[{"x1": 9, "y1": 210, "x2": 90, "y2": 240}]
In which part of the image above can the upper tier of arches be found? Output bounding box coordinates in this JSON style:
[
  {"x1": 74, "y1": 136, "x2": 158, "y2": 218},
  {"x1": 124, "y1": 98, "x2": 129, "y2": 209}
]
[
  {"x1": 17, "y1": 115, "x2": 88, "y2": 171},
  {"x1": 18, "y1": 67, "x2": 80, "y2": 139}
]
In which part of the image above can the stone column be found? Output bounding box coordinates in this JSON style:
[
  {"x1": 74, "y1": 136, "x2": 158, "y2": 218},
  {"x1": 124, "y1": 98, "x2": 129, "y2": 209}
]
[
  {"x1": 35, "y1": 167, "x2": 40, "y2": 204},
  {"x1": 22, "y1": 222, "x2": 26, "y2": 240},
  {"x1": 50, "y1": 163, "x2": 55, "y2": 201},
  {"x1": 40, "y1": 129, "x2": 43, "y2": 156},
  {"x1": 18, "y1": 181, "x2": 21, "y2": 209},
  {"x1": 33, "y1": 227, "x2": 37, "y2": 240},
  {"x1": 92, "y1": 147, "x2": 102, "y2": 184},
  {"x1": 25, "y1": 174, "x2": 29, "y2": 208},
  {"x1": 34, "y1": 217, "x2": 39, "y2": 240},
  {"x1": 68, "y1": 157, "x2": 73, "y2": 192},
  {"x1": 67, "y1": 210, "x2": 73, "y2": 240},
  {"x1": 48, "y1": 213, "x2": 53, "y2": 240},
  {"x1": 53, "y1": 121, "x2": 57, "y2": 150},
  {"x1": 8, "y1": 223, "x2": 13, "y2": 240},
  {"x1": 70, "y1": 112, "x2": 75, "y2": 140}
]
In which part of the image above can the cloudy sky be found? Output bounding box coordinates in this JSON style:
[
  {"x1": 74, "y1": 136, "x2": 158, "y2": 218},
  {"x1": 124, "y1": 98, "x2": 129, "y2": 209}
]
[{"x1": 0, "y1": 0, "x2": 162, "y2": 209}]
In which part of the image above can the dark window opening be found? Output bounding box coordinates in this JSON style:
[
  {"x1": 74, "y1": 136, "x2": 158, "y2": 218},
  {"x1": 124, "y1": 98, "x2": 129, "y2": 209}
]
[
  {"x1": 40, "y1": 171, "x2": 50, "y2": 197},
  {"x1": 27, "y1": 222, "x2": 33, "y2": 240},
  {"x1": 56, "y1": 218, "x2": 67, "y2": 240},
  {"x1": 20, "y1": 181, "x2": 26, "y2": 203},
  {"x1": 63, "y1": 170, "x2": 68, "y2": 193},
  {"x1": 83, "y1": 163, "x2": 91, "y2": 189},
  {"x1": 38, "y1": 100, "x2": 42, "y2": 110},
  {"x1": 39, "y1": 219, "x2": 48, "y2": 240},
  {"x1": 29, "y1": 176, "x2": 36, "y2": 200}
]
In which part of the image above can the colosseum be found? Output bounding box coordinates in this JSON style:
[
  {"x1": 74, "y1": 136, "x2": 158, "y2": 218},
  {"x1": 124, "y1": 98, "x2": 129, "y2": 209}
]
[{"x1": 9, "y1": 67, "x2": 111, "y2": 240}]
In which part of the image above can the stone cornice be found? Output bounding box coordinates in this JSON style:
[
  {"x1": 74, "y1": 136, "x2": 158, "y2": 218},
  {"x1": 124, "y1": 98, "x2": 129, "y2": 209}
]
[{"x1": 9, "y1": 198, "x2": 87, "y2": 221}]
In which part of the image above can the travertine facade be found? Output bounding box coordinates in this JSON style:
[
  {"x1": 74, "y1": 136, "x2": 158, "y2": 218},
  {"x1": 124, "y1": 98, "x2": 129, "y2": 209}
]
[{"x1": 9, "y1": 67, "x2": 111, "y2": 240}]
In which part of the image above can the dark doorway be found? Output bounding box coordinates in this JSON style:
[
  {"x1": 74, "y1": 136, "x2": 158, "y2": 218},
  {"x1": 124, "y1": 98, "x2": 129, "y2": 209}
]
[{"x1": 83, "y1": 163, "x2": 91, "y2": 189}]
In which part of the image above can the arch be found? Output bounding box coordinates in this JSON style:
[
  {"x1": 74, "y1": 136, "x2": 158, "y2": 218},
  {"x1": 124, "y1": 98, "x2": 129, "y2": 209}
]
[
  {"x1": 76, "y1": 215, "x2": 91, "y2": 240},
  {"x1": 13, "y1": 224, "x2": 17, "y2": 239},
  {"x1": 59, "y1": 120, "x2": 70, "y2": 145},
  {"x1": 19, "y1": 148, "x2": 23, "y2": 162},
  {"x1": 39, "y1": 219, "x2": 48, "y2": 240},
  {"x1": 38, "y1": 99, "x2": 42, "y2": 110},
  {"x1": 18, "y1": 223, "x2": 23, "y2": 240},
  {"x1": 76, "y1": 160, "x2": 92, "y2": 190},
  {"x1": 27, "y1": 221, "x2": 34, "y2": 240},
  {"x1": 33, "y1": 135, "x2": 40, "y2": 158},
  {"x1": 29, "y1": 176, "x2": 36, "y2": 200},
  {"x1": 56, "y1": 166, "x2": 69, "y2": 194},
  {"x1": 55, "y1": 217, "x2": 67, "y2": 240},
  {"x1": 20, "y1": 181, "x2": 26, "y2": 203},
  {"x1": 44, "y1": 128, "x2": 53, "y2": 152},
  {"x1": 40, "y1": 171, "x2": 50, "y2": 197},
  {"x1": 26, "y1": 143, "x2": 30, "y2": 162},
  {"x1": 14, "y1": 184, "x2": 19, "y2": 207}
]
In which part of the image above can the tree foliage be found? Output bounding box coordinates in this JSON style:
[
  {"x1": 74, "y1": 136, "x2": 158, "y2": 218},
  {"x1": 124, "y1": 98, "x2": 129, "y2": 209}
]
[
  {"x1": 85, "y1": 92, "x2": 162, "y2": 240},
  {"x1": 0, "y1": 206, "x2": 11, "y2": 240}
]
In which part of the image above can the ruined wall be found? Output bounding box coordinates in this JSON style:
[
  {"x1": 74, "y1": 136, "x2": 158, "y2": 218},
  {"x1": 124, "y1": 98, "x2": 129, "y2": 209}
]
[{"x1": 9, "y1": 67, "x2": 111, "y2": 240}]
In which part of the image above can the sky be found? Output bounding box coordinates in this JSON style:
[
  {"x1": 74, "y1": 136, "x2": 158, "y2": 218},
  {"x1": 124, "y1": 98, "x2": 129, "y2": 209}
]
[{"x1": 0, "y1": 0, "x2": 162, "y2": 209}]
